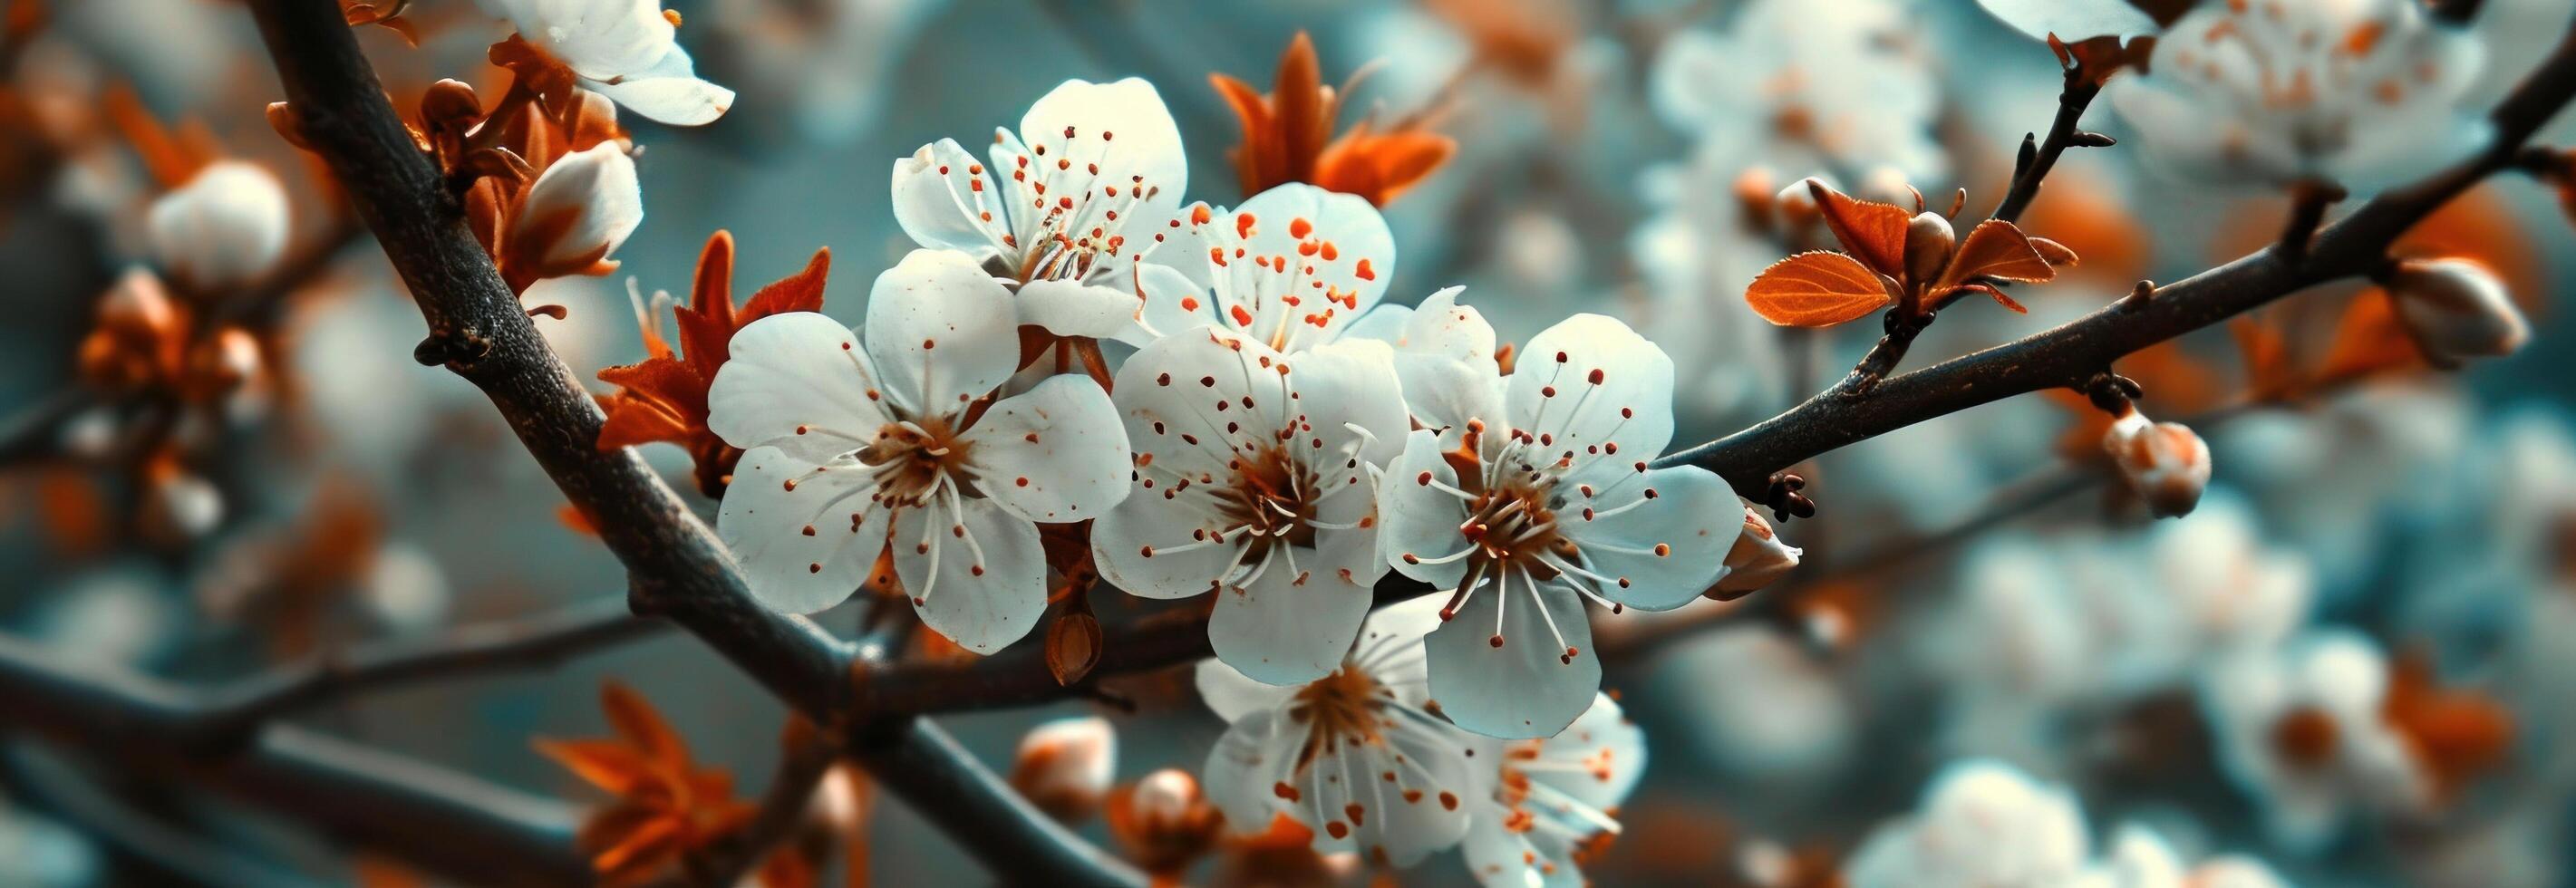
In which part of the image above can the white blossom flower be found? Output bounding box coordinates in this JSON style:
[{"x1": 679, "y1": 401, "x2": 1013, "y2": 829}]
[
  {"x1": 890, "y1": 78, "x2": 1187, "y2": 344},
  {"x1": 2199, "y1": 629, "x2": 2430, "y2": 851},
  {"x1": 1090, "y1": 326, "x2": 1408, "y2": 685},
  {"x1": 146, "y1": 160, "x2": 289, "y2": 292},
  {"x1": 2107, "y1": 0, "x2": 2489, "y2": 193},
  {"x1": 1376, "y1": 304, "x2": 1739, "y2": 738},
  {"x1": 483, "y1": 0, "x2": 735, "y2": 126},
  {"x1": 1134, "y1": 183, "x2": 1397, "y2": 351},
  {"x1": 507, "y1": 141, "x2": 644, "y2": 282},
  {"x1": 1457, "y1": 692, "x2": 1645, "y2": 888},
  {"x1": 2086, "y1": 825, "x2": 2292, "y2": 888},
  {"x1": 1842, "y1": 759, "x2": 2092, "y2": 888},
  {"x1": 1196, "y1": 598, "x2": 1481, "y2": 866},
  {"x1": 707, "y1": 249, "x2": 1131, "y2": 652},
  {"x1": 1649, "y1": 0, "x2": 1945, "y2": 184}
]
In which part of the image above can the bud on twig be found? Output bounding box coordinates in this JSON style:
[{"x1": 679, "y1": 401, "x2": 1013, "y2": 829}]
[
  {"x1": 1709, "y1": 501, "x2": 1803, "y2": 600},
  {"x1": 2103, "y1": 409, "x2": 2211, "y2": 518},
  {"x1": 148, "y1": 160, "x2": 291, "y2": 294},
  {"x1": 1008, "y1": 716, "x2": 1115, "y2": 823},
  {"x1": 2383, "y1": 257, "x2": 2529, "y2": 366},
  {"x1": 500, "y1": 142, "x2": 642, "y2": 291},
  {"x1": 1106, "y1": 769, "x2": 1223, "y2": 877}
]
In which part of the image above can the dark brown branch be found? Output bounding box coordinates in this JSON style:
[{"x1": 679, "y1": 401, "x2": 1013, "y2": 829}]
[
  {"x1": 237, "y1": 0, "x2": 1142, "y2": 883},
  {"x1": 192, "y1": 595, "x2": 663, "y2": 740},
  {"x1": 0, "y1": 634, "x2": 592, "y2": 887},
  {"x1": 1665, "y1": 18, "x2": 2576, "y2": 497}
]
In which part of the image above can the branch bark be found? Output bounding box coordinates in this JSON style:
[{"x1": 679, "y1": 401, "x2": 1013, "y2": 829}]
[
  {"x1": 237, "y1": 0, "x2": 1142, "y2": 883},
  {"x1": 1663, "y1": 19, "x2": 2576, "y2": 497}
]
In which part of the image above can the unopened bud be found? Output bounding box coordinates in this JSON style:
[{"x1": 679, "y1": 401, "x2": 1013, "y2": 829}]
[
  {"x1": 503, "y1": 142, "x2": 642, "y2": 288},
  {"x1": 1734, "y1": 166, "x2": 1778, "y2": 231},
  {"x1": 1903, "y1": 211, "x2": 1956, "y2": 284},
  {"x1": 1008, "y1": 716, "x2": 1115, "y2": 822},
  {"x1": 148, "y1": 160, "x2": 290, "y2": 293},
  {"x1": 181, "y1": 327, "x2": 264, "y2": 404},
  {"x1": 1776, "y1": 179, "x2": 1821, "y2": 230},
  {"x1": 78, "y1": 270, "x2": 183, "y2": 391},
  {"x1": 421, "y1": 79, "x2": 483, "y2": 130},
  {"x1": 2385, "y1": 257, "x2": 2527, "y2": 365},
  {"x1": 1711, "y1": 502, "x2": 1802, "y2": 599},
  {"x1": 2104, "y1": 410, "x2": 2211, "y2": 518},
  {"x1": 1107, "y1": 768, "x2": 1223, "y2": 876}
]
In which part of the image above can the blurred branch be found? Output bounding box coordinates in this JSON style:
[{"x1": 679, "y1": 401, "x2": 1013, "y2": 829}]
[
  {"x1": 1, "y1": 742, "x2": 334, "y2": 888},
  {"x1": 0, "y1": 388, "x2": 91, "y2": 466},
  {"x1": 1665, "y1": 19, "x2": 2576, "y2": 498},
  {"x1": 238, "y1": 0, "x2": 1142, "y2": 883},
  {"x1": 192, "y1": 595, "x2": 664, "y2": 739},
  {"x1": 0, "y1": 634, "x2": 592, "y2": 887}
]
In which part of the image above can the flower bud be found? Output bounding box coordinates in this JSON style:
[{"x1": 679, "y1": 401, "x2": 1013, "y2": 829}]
[
  {"x1": 180, "y1": 327, "x2": 264, "y2": 405},
  {"x1": 1711, "y1": 502, "x2": 1802, "y2": 599},
  {"x1": 1903, "y1": 210, "x2": 1955, "y2": 284},
  {"x1": 2103, "y1": 410, "x2": 2211, "y2": 518},
  {"x1": 2385, "y1": 257, "x2": 2527, "y2": 365},
  {"x1": 1008, "y1": 716, "x2": 1115, "y2": 822},
  {"x1": 77, "y1": 269, "x2": 185, "y2": 391},
  {"x1": 503, "y1": 142, "x2": 642, "y2": 288},
  {"x1": 1776, "y1": 179, "x2": 1821, "y2": 230},
  {"x1": 1733, "y1": 165, "x2": 1778, "y2": 231},
  {"x1": 1107, "y1": 768, "x2": 1224, "y2": 876},
  {"x1": 147, "y1": 160, "x2": 290, "y2": 293}
]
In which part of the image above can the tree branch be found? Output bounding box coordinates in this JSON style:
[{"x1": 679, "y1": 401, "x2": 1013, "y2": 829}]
[
  {"x1": 190, "y1": 595, "x2": 663, "y2": 740},
  {"x1": 1664, "y1": 19, "x2": 2576, "y2": 497},
  {"x1": 237, "y1": 0, "x2": 1142, "y2": 883},
  {"x1": 0, "y1": 634, "x2": 592, "y2": 887}
]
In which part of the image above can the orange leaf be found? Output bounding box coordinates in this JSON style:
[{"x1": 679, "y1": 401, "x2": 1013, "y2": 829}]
[
  {"x1": 537, "y1": 738, "x2": 656, "y2": 796},
  {"x1": 1941, "y1": 219, "x2": 2058, "y2": 288},
  {"x1": 1806, "y1": 179, "x2": 1912, "y2": 279},
  {"x1": 2028, "y1": 236, "x2": 2080, "y2": 267},
  {"x1": 601, "y1": 682, "x2": 688, "y2": 769},
  {"x1": 1746, "y1": 252, "x2": 1894, "y2": 327}
]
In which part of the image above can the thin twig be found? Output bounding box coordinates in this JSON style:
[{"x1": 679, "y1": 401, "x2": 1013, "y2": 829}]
[
  {"x1": 1666, "y1": 17, "x2": 2576, "y2": 497},
  {"x1": 191, "y1": 595, "x2": 663, "y2": 741}
]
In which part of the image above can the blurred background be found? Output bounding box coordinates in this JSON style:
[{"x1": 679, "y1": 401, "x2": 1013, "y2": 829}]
[{"x1": 2, "y1": 0, "x2": 2573, "y2": 884}]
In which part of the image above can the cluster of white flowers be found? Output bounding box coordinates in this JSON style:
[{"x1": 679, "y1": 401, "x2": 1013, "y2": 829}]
[
  {"x1": 701, "y1": 76, "x2": 1775, "y2": 741},
  {"x1": 1844, "y1": 759, "x2": 2290, "y2": 888}
]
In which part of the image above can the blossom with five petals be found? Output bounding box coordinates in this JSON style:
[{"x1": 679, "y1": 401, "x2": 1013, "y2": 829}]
[
  {"x1": 889, "y1": 78, "x2": 1187, "y2": 345},
  {"x1": 1375, "y1": 304, "x2": 1739, "y2": 738},
  {"x1": 2107, "y1": 0, "x2": 2489, "y2": 193},
  {"x1": 706, "y1": 249, "x2": 1131, "y2": 652},
  {"x1": 1196, "y1": 598, "x2": 1481, "y2": 866},
  {"x1": 1090, "y1": 326, "x2": 1409, "y2": 684}
]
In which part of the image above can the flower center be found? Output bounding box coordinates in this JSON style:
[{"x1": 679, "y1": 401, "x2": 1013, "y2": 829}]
[
  {"x1": 1289, "y1": 666, "x2": 1386, "y2": 764},
  {"x1": 1455, "y1": 478, "x2": 1575, "y2": 584},
  {"x1": 855, "y1": 416, "x2": 976, "y2": 507},
  {"x1": 1217, "y1": 444, "x2": 1322, "y2": 564}
]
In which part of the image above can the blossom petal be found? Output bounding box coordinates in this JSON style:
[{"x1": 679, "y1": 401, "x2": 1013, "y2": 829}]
[
  {"x1": 717, "y1": 447, "x2": 889, "y2": 614},
  {"x1": 1561, "y1": 466, "x2": 1738, "y2": 612},
  {"x1": 707, "y1": 313, "x2": 891, "y2": 462},
  {"x1": 1016, "y1": 77, "x2": 1188, "y2": 215},
  {"x1": 1426, "y1": 577, "x2": 1599, "y2": 738},
  {"x1": 1017, "y1": 278, "x2": 1148, "y2": 344},
  {"x1": 1135, "y1": 262, "x2": 1222, "y2": 339},
  {"x1": 890, "y1": 139, "x2": 1007, "y2": 260},
  {"x1": 893, "y1": 497, "x2": 1047, "y2": 653},
  {"x1": 863, "y1": 249, "x2": 1022, "y2": 417},
  {"x1": 1090, "y1": 492, "x2": 1239, "y2": 600},
  {"x1": 586, "y1": 59, "x2": 733, "y2": 127},
  {"x1": 1192, "y1": 658, "x2": 1301, "y2": 724},
  {"x1": 1206, "y1": 526, "x2": 1378, "y2": 685},
  {"x1": 1379, "y1": 430, "x2": 1474, "y2": 588},
  {"x1": 961, "y1": 374, "x2": 1131, "y2": 523},
  {"x1": 1506, "y1": 314, "x2": 1677, "y2": 492},
  {"x1": 1107, "y1": 327, "x2": 1262, "y2": 476}
]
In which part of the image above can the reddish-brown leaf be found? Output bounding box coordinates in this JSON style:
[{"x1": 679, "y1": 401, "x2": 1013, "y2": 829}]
[
  {"x1": 1747, "y1": 251, "x2": 1895, "y2": 327},
  {"x1": 2028, "y1": 236, "x2": 2080, "y2": 267},
  {"x1": 601, "y1": 682, "x2": 688, "y2": 769},
  {"x1": 1941, "y1": 219, "x2": 2058, "y2": 288},
  {"x1": 1806, "y1": 179, "x2": 1913, "y2": 279},
  {"x1": 536, "y1": 738, "x2": 656, "y2": 796}
]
